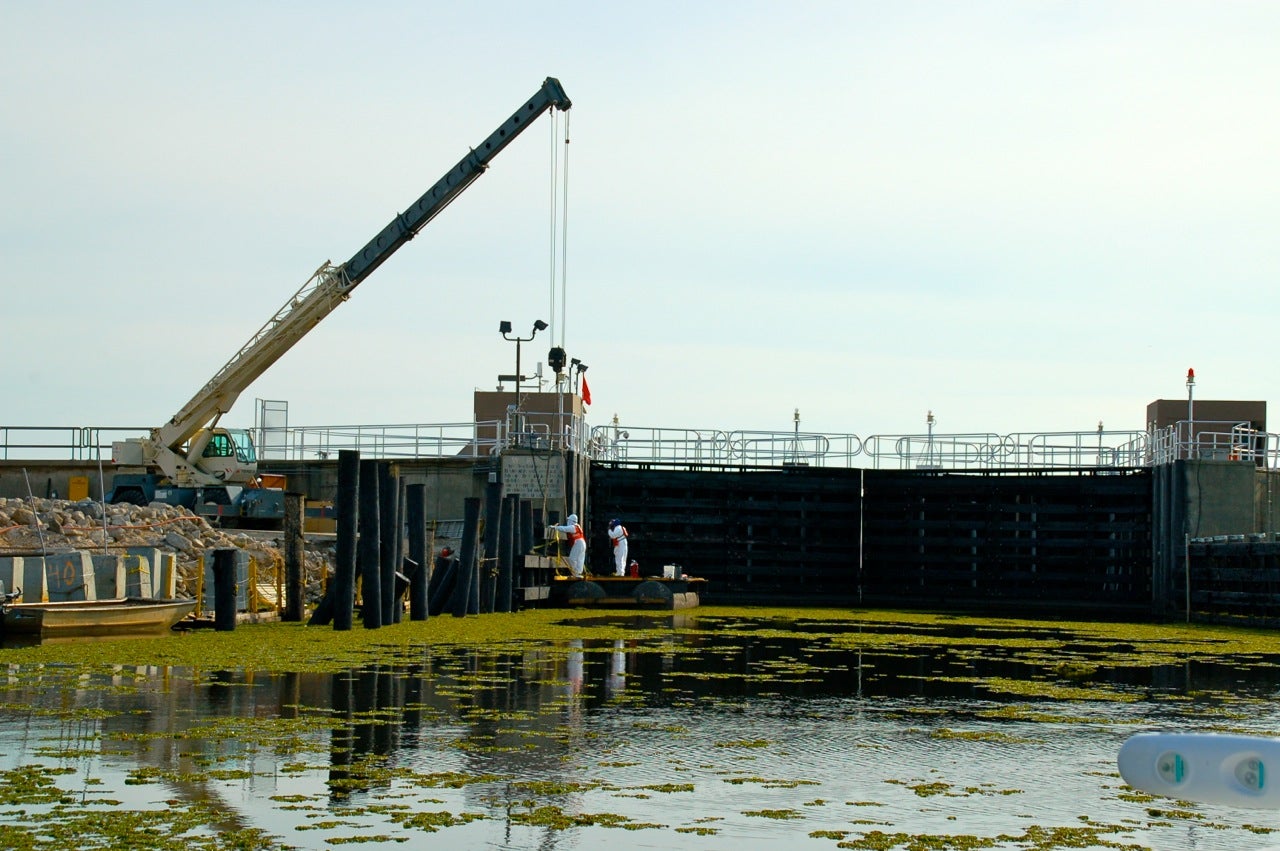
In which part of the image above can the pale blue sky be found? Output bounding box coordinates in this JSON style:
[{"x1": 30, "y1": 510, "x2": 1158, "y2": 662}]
[{"x1": 3, "y1": 1, "x2": 1278, "y2": 440}]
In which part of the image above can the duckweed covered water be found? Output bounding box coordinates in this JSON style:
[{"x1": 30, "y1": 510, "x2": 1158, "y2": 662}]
[{"x1": 2, "y1": 607, "x2": 1280, "y2": 849}]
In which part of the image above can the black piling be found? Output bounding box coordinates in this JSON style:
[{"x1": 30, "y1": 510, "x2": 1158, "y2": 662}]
[
  {"x1": 212, "y1": 548, "x2": 238, "y2": 632},
  {"x1": 481, "y1": 479, "x2": 503, "y2": 614},
  {"x1": 378, "y1": 462, "x2": 400, "y2": 626},
  {"x1": 332, "y1": 449, "x2": 359, "y2": 631},
  {"x1": 428, "y1": 553, "x2": 457, "y2": 616},
  {"x1": 498, "y1": 493, "x2": 517, "y2": 613},
  {"x1": 395, "y1": 476, "x2": 407, "y2": 622},
  {"x1": 452, "y1": 497, "x2": 481, "y2": 618},
  {"x1": 282, "y1": 492, "x2": 305, "y2": 622},
  {"x1": 520, "y1": 499, "x2": 534, "y2": 557},
  {"x1": 358, "y1": 458, "x2": 382, "y2": 630},
  {"x1": 406, "y1": 483, "x2": 428, "y2": 621}
]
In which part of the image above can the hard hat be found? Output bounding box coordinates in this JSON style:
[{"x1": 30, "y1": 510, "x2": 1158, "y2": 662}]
[{"x1": 567, "y1": 514, "x2": 578, "y2": 524}]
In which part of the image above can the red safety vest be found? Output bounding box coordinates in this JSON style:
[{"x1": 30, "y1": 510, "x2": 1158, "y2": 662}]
[
  {"x1": 568, "y1": 523, "x2": 584, "y2": 545},
  {"x1": 611, "y1": 526, "x2": 628, "y2": 547}
]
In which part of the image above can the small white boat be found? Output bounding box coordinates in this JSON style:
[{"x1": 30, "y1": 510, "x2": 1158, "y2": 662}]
[
  {"x1": 1, "y1": 597, "x2": 197, "y2": 640},
  {"x1": 1119, "y1": 731, "x2": 1280, "y2": 808}
]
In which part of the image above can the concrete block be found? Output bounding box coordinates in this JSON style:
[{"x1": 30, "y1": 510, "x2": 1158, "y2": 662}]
[
  {"x1": 0, "y1": 557, "x2": 48, "y2": 603},
  {"x1": 154, "y1": 552, "x2": 177, "y2": 599},
  {"x1": 91, "y1": 554, "x2": 125, "y2": 599},
  {"x1": 122, "y1": 554, "x2": 153, "y2": 598},
  {"x1": 45, "y1": 552, "x2": 96, "y2": 602},
  {"x1": 122, "y1": 548, "x2": 160, "y2": 595}
]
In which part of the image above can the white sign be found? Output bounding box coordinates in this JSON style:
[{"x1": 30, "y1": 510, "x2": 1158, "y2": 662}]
[{"x1": 501, "y1": 454, "x2": 565, "y2": 500}]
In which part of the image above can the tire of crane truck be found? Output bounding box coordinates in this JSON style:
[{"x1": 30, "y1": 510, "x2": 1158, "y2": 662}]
[{"x1": 111, "y1": 488, "x2": 148, "y2": 506}]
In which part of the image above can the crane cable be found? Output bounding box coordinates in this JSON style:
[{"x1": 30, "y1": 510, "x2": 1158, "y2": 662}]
[
  {"x1": 546, "y1": 110, "x2": 577, "y2": 529},
  {"x1": 548, "y1": 110, "x2": 572, "y2": 353}
]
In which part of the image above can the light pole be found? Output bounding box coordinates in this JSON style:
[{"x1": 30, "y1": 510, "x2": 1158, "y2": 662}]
[
  {"x1": 925, "y1": 410, "x2": 936, "y2": 468},
  {"x1": 499, "y1": 319, "x2": 548, "y2": 397},
  {"x1": 1186, "y1": 367, "x2": 1195, "y2": 458}
]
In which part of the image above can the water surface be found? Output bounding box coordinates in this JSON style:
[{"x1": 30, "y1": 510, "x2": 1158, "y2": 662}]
[{"x1": 2, "y1": 609, "x2": 1280, "y2": 849}]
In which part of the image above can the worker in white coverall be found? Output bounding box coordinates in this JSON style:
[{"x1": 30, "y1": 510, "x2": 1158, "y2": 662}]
[
  {"x1": 552, "y1": 514, "x2": 587, "y2": 577},
  {"x1": 607, "y1": 518, "x2": 629, "y2": 576}
]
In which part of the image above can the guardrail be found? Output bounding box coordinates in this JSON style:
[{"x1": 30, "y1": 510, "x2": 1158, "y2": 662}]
[
  {"x1": 0, "y1": 426, "x2": 148, "y2": 461},
  {"x1": 5, "y1": 419, "x2": 1278, "y2": 471},
  {"x1": 256, "y1": 422, "x2": 498, "y2": 460},
  {"x1": 587, "y1": 425, "x2": 1157, "y2": 470}
]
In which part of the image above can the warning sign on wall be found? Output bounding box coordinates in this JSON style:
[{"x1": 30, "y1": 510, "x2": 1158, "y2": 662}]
[{"x1": 500, "y1": 454, "x2": 565, "y2": 500}]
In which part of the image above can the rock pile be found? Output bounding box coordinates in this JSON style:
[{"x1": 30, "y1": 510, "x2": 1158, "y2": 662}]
[{"x1": 0, "y1": 497, "x2": 332, "y2": 600}]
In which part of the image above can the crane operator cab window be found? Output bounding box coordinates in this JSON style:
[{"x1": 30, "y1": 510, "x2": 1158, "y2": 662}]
[
  {"x1": 227, "y1": 428, "x2": 257, "y2": 464},
  {"x1": 202, "y1": 432, "x2": 234, "y2": 458}
]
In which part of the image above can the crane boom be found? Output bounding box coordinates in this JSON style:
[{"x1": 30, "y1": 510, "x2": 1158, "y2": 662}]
[{"x1": 152, "y1": 77, "x2": 571, "y2": 465}]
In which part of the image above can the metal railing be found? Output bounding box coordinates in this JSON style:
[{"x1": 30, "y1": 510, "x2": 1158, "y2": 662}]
[
  {"x1": 256, "y1": 422, "x2": 498, "y2": 460},
  {"x1": 5, "y1": 418, "x2": 1279, "y2": 471},
  {"x1": 0, "y1": 426, "x2": 148, "y2": 461},
  {"x1": 1147, "y1": 421, "x2": 1276, "y2": 465},
  {"x1": 586, "y1": 424, "x2": 1156, "y2": 470}
]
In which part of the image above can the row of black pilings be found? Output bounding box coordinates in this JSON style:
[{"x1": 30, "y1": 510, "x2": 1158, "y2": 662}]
[{"x1": 306, "y1": 450, "x2": 541, "y2": 631}]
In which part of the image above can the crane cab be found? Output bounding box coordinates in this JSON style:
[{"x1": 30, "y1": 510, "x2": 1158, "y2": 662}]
[{"x1": 196, "y1": 427, "x2": 258, "y2": 482}]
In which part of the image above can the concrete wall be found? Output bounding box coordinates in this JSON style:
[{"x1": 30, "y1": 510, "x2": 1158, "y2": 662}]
[
  {"x1": 1182, "y1": 459, "x2": 1257, "y2": 538},
  {"x1": 0, "y1": 461, "x2": 105, "y2": 501},
  {"x1": 257, "y1": 457, "x2": 485, "y2": 523},
  {"x1": 1, "y1": 457, "x2": 490, "y2": 527}
]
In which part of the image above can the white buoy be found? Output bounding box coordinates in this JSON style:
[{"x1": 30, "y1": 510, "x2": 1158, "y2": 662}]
[{"x1": 1118, "y1": 732, "x2": 1280, "y2": 808}]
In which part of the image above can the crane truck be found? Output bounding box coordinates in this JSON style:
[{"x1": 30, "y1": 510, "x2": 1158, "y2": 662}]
[{"x1": 108, "y1": 77, "x2": 572, "y2": 524}]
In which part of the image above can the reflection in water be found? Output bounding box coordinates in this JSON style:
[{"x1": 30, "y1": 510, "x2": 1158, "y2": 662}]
[{"x1": 3, "y1": 614, "x2": 1280, "y2": 849}]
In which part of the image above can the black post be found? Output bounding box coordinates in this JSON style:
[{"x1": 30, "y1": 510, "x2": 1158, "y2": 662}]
[
  {"x1": 520, "y1": 499, "x2": 534, "y2": 557},
  {"x1": 481, "y1": 479, "x2": 503, "y2": 614},
  {"x1": 378, "y1": 462, "x2": 400, "y2": 626},
  {"x1": 406, "y1": 483, "x2": 428, "y2": 621},
  {"x1": 451, "y1": 497, "x2": 481, "y2": 618},
  {"x1": 428, "y1": 553, "x2": 457, "y2": 616},
  {"x1": 395, "y1": 476, "x2": 407, "y2": 623},
  {"x1": 282, "y1": 492, "x2": 305, "y2": 622},
  {"x1": 498, "y1": 493, "x2": 517, "y2": 613},
  {"x1": 212, "y1": 548, "x2": 238, "y2": 632},
  {"x1": 359, "y1": 458, "x2": 382, "y2": 629},
  {"x1": 333, "y1": 449, "x2": 359, "y2": 631}
]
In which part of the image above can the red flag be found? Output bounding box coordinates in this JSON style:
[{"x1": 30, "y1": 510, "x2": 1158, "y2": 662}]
[{"x1": 581, "y1": 375, "x2": 592, "y2": 406}]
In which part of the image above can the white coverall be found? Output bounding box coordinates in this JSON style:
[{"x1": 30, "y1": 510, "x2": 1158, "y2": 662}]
[
  {"x1": 553, "y1": 514, "x2": 586, "y2": 577},
  {"x1": 608, "y1": 522, "x2": 629, "y2": 576}
]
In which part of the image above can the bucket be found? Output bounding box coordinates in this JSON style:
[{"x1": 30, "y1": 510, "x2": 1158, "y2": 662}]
[
  {"x1": 662, "y1": 564, "x2": 677, "y2": 579},
  {"x1": 627, "y1": 560, "x2": 640, "y2": 578}
]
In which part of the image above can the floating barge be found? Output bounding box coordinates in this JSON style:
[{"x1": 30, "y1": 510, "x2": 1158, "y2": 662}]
[{"x1": 547, "y1": 573, "x2": 704, "y2": 610}]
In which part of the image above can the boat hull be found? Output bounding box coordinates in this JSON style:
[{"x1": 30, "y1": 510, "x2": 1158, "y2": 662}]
[{"x1": 1, "y1": 598, "x2": 197, "y2": 639}]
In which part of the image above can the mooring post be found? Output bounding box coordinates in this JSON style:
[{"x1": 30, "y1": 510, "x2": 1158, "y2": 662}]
[
  {"x1": 498, "y1": 493, "x2": 518, "y2": 613},
  {"x1": 378, "y1": 462, "x2": 400, "y2": 626},
  {"x1": 520, "y1": 499, "x2": 534, "y2": 557},
  {"x1": 429, "y1": 552, "x2": 456, "y2": 616},
  {"x1": 332, "y1": 449, "x2": 359, "y2": 630},
  {"x1": 452, "y1": 497, "x2": 481, "y2": 618},
  {"x1": 481, "y1": 479, "x2": 503, "y2": 614},
  {"x1": 406, "y1": 483, "x2": 428, "y2": 621},
  {"x1": 395, "y1": 476, "x2": 407, "y2": 623},
  {"x1": 359, "y1": 458, "x2": 382, "y2": 629},
  {"x1": 282, "y1": 492, "x2": 305, "y2": 622},
  {"x1": 212, "y1": 548, "x2": 238, "y2": 632}
]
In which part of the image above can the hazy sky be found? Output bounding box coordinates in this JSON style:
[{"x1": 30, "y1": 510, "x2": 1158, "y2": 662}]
[{"x1": 4, "y1": 1, "x2": 1278, "y2": 444}]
